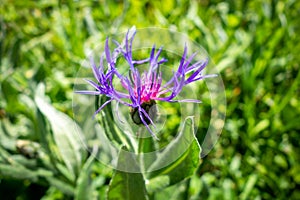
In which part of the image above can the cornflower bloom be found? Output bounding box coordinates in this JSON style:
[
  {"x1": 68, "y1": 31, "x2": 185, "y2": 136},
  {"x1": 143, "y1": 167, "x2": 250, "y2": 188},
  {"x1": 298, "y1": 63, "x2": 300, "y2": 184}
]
[{"x1": 76, "y1": 29, "x2": 216, "y2": 139}]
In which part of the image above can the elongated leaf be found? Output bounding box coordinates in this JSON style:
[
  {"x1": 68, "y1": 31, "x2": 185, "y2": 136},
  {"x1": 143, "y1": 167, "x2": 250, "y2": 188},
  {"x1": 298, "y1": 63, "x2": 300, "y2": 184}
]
[
  {"x1": 97, "y1": 96, "x2": 137, "y2": 152},
  {"x1": 35, "y1": 84, "x2": 86, "y2": 180},
  {"x1": 0, "y1": 163, "x2": 39, "y2": 182},
  {"x1": 107, "y1": 146, "x2": 148, "y2": 200},
  {"x1": 45, "y1": 176, "x2": 75, "y2": 196},
  {"x1": 240, "y1": 174, "x2": 258, "y2": 200},
  {"x1": 147, "y1": 117, "x2": 201, "y2": 186},
  {"x1": 75, "y1": 146, "x2": 98, "y2": 200}
]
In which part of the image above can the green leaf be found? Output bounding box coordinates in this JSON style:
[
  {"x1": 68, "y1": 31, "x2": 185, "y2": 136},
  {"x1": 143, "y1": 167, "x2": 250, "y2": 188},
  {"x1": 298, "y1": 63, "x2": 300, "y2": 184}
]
[
  {"x1": 107, "y1": 146, "x2": 148, "y2": 200},
  {"x1": 45, "y1": 176, "x2": 75, "y2": 196},
  {"x1": 0, "y1": 163, "x2": 39, "y2": 182},
  {"x1": 34, "y1": 83, "x2": 86, "y2": 180},
  {"x1": 146, "y1": 175, "x2": 170, "y2": 194},
  {"x1": 56, "y1": 163, "x2": 76, "y2": 184},
  {"x1": 153, "y1": 181, "x2": 187, "y2": 200},
  {"x1": 75, "y1": 146, "x2": 98, "y2": 200},
  {"x1": 97, "y1": 96, "x2": 137, "y2": 152},
  {"x1": 240, "y1": 174, "x2": 258, "y2": 200},
  {"x1": 189, "y1": 175, "x2": 203, "y2": 200},
  {"x1": 147, "y1": 117, "x2": 201, "y2": 186}
]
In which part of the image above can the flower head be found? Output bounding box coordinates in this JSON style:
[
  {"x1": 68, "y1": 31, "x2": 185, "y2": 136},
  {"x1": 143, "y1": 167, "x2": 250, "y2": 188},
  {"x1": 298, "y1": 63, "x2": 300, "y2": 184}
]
[{"x1": 76, "y1": 29, "x2": 216, "y2": 139}]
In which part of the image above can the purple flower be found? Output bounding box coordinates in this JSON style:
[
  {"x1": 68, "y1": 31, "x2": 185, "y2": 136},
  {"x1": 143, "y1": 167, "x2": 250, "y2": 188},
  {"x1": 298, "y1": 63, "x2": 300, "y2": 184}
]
[{"x1": 76, "y1": 29, "x2": 216, "y2": 139}]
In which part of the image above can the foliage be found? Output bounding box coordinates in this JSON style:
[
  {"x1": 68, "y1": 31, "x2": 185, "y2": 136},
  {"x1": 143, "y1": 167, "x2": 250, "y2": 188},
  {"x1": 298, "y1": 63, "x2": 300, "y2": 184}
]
[{"x1": 1, "y1": 0, "x2": 299, "y2": 199}]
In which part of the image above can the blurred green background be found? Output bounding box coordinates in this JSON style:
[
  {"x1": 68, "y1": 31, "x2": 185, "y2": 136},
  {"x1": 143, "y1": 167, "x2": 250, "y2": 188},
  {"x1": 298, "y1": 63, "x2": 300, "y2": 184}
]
[{"x1": 1, "y1": 0, "x2": 299, "y2": 199}]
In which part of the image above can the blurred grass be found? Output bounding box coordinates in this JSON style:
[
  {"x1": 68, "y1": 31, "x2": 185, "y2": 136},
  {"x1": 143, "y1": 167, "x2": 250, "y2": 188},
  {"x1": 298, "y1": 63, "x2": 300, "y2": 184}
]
[{"x1": 1, "y1": 0, "x2": 300, "y2": 199}]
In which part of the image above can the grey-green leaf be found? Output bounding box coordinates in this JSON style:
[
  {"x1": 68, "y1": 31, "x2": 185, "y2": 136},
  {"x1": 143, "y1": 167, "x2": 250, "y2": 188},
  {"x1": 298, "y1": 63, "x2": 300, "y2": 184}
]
[
  {"x1": 75, "y1": 146, "x2": 98, "y2": 200},
  {"x1": 35, "y1": 83, "x2": 86, "y2": 180},
  {"x1": 0, "y1": 163, "x2": 39, "y2": 182}
]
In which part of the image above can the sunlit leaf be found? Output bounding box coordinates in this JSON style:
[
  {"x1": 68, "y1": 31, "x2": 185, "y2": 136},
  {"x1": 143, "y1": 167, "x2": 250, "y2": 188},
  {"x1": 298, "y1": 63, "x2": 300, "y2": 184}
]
[
  {"x1": 147, "y1": 117, "x2": 201, "y2": 186},
  {"x1": 35, "y1": 83, "x2": 86, "y2": 180}
]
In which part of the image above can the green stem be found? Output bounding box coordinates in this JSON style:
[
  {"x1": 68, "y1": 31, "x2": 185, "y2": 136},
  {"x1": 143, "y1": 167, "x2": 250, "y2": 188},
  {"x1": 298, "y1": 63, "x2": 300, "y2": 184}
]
[{"x1": 137, "y1": 128, "x2": 145, "y2": 173}]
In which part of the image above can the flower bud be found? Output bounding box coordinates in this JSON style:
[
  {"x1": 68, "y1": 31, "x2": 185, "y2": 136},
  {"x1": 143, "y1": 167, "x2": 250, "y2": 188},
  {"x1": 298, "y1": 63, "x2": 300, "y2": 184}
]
[{"x1": 130, "y1": 100, "x2": 157, "y2": 125}]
